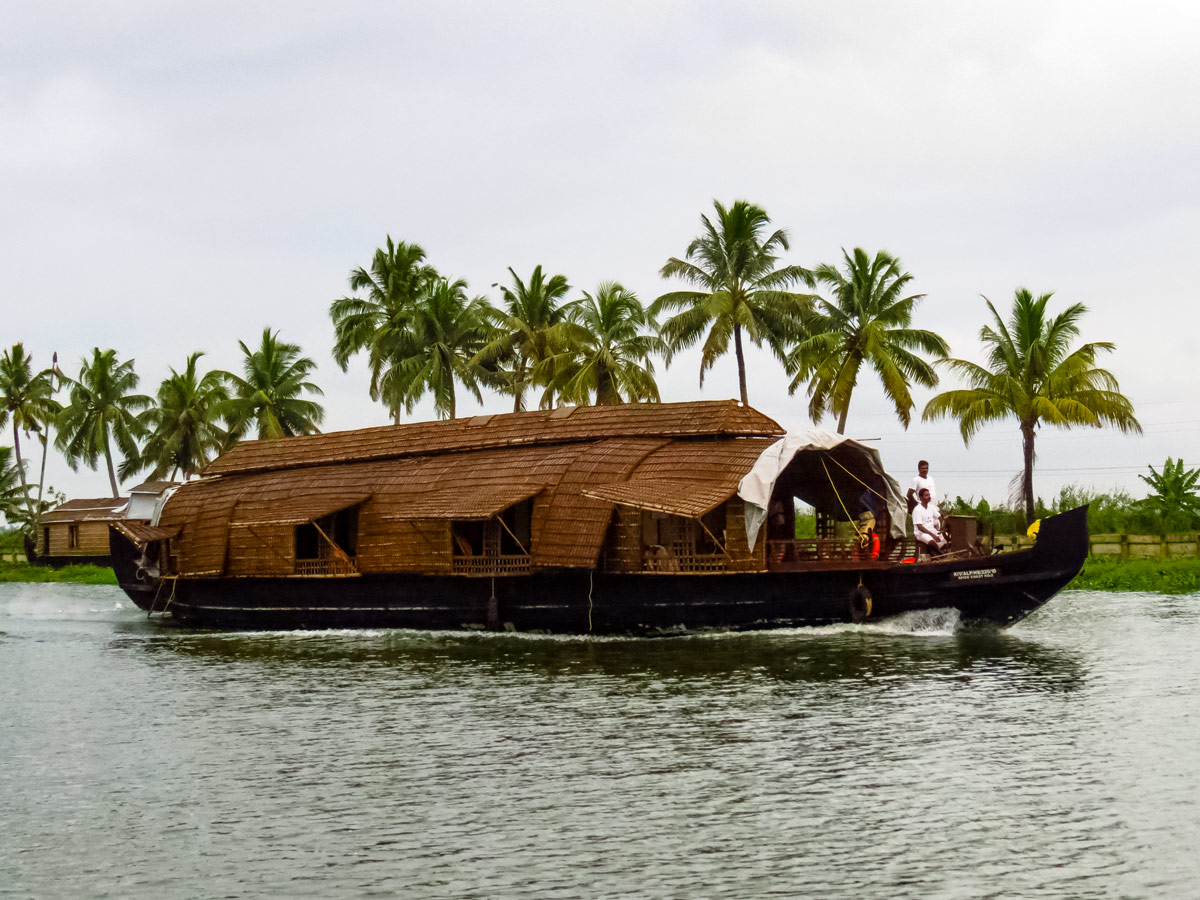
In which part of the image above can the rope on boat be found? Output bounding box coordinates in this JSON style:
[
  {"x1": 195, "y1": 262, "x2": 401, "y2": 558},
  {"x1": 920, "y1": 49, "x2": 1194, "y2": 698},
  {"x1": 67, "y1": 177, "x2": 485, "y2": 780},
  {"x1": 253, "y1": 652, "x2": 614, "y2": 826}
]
[
  {"x1": 824, "y1": 451, "x2": 890, "y2": 504},
  {"x1": 822, "y1": 457, "x2": 866, "y2": 548},
  {"x1": 587, "y1": 569, "x2": 594, "y2": 633}
]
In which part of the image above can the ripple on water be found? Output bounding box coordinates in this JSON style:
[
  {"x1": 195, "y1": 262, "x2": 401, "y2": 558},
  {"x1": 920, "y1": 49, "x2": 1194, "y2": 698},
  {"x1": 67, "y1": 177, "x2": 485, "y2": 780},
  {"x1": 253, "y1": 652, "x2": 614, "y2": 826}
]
[{"x1": 0, "y1": 583, "x2": 1195, "y2": 899}]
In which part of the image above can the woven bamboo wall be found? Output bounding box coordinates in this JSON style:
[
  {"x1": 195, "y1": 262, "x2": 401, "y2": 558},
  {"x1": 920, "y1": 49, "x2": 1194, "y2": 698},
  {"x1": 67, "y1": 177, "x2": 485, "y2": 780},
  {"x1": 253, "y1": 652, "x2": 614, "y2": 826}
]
[
  {"x1": 534, "y1": 437, "x2": 667, "y2": 568},
  {"x1": 226, "y1": 523, "x2": 294, "y2": 577},
  {"x1": 602, "y1": 507, "x2": 642, "y2": 573},
  {"x1": 358, "y1": 518, "x2": 453, "y2": 575}
]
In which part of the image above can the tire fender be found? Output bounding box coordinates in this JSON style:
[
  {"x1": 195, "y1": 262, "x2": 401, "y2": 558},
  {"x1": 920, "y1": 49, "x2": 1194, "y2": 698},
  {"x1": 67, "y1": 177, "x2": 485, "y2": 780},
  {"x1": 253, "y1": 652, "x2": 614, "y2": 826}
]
[{"x1": 849, "y1": 585, "x2": 873, "y2": 623}]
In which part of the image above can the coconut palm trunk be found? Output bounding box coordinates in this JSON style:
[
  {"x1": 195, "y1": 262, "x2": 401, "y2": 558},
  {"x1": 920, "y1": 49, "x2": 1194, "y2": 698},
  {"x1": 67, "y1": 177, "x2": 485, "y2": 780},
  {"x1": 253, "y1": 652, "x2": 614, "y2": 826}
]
[
  {"x1": 1021, "y1": 422, "x2": 1037, "y2": 522},
  {"x1": 733, "y1": 325, "x2": 749, "y2": 406},
  {"x1": 36, "y1": 434, "x2": 48, "y2": 510},
  {"x1": 11, "y1": 421, "x2": 32, "y2": 519},
  {"x1": 103, "y1": 431, "x2": 120, "y2": 497}
]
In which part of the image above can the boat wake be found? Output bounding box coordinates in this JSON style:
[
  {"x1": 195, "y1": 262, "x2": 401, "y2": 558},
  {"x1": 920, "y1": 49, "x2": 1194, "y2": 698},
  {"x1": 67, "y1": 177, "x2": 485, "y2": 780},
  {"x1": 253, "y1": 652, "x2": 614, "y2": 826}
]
[{"x1": 865, "y1": 606, "x2": 963, "y2": 636}]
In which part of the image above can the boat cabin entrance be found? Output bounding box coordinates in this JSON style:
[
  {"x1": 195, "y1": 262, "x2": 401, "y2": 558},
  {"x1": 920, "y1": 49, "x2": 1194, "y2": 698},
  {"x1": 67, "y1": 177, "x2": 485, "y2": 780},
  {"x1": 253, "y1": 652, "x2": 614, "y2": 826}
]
[{"x1": 755, "y1": 442, "x2": 908, "y2": 571}]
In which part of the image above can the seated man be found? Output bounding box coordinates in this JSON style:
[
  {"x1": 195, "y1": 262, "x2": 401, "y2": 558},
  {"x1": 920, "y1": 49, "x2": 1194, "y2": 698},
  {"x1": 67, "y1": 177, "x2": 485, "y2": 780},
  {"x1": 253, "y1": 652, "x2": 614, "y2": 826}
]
[{"x1": 912, "y1": 488, "x2": 948, "y2": 555}]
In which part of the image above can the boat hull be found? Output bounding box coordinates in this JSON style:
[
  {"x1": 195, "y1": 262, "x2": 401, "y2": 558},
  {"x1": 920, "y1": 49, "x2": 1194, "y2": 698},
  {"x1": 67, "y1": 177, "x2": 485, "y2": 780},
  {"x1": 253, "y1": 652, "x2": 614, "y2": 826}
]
[{"x1": 111, "y1": 506, "x2": 1088, "y2": 633}]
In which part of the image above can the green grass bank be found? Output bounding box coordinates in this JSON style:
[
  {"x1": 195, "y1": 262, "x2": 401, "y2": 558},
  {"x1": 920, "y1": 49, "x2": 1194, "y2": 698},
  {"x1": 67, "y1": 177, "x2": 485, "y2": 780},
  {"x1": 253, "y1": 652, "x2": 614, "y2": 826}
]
[
  {"x1": 1068, "y1": 556, "x2": 1200, "y2": 594},
  {"x1": 0, "y1": 560, "x2": 118, "y2": 585}
]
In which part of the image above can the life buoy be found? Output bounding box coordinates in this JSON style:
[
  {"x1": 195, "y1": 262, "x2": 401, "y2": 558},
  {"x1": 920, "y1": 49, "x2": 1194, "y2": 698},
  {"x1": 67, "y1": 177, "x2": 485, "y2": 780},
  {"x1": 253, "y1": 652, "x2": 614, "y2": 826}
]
[{"x1": 849, "y1": 585, "x2": 872, "y2": 623}]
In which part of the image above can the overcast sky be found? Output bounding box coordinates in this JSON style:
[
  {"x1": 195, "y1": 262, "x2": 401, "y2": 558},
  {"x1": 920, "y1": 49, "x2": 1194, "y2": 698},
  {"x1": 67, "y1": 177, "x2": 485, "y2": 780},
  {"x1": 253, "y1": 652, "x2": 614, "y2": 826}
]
[{"x1": 3, "y1": 1, "x2": 1197, "y2": 510}]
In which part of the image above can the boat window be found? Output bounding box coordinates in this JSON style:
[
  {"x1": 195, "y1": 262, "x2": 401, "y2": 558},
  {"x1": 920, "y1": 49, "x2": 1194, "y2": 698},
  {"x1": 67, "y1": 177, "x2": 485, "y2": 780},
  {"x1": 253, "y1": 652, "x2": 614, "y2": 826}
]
[
  {"x1": 450, "y1": 497, "x2": 534, "y2": 576},
  {"x1": 498, "y1": 498, "x2": 532, "y2": 554},
  {"x1": 640, "y1": 504, "x2": 729, "y2": 573},
  {"x1": 295, "y1": 505, "x2": 359, "y2": 561}
]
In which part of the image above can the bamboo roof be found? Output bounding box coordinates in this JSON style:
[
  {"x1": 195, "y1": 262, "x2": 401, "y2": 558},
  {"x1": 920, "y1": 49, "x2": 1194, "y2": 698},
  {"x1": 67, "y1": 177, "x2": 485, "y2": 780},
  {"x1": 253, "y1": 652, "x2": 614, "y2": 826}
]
[
  {"x1": 383, "y1": 485, "x2": 544, "y2": 520},
  {"x1": 582, "y1": 480, "x2": 736, "y2": 518},
  {"x1": 113, "y1": 521, "x2": 180, "y2": 543},
  {"x1": 41, "y1": 498, "x2": 128, "y2": 524},
  {"x1": 158, "y1": 402, "x2": 788, "y2": 575},
  {"x1": 232, "y1": 492, "x2": 371, "y2": 527},
  {"x1": 204, "y1": 400, "x2": 783, "y2": 477}
]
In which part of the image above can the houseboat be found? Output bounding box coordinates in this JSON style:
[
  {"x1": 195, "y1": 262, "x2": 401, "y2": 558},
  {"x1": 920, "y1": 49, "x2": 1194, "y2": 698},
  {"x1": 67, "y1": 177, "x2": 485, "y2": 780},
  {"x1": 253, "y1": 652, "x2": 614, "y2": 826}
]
[{"x1": 109, "y1": 400, "x2": 1088, "y2": 632}]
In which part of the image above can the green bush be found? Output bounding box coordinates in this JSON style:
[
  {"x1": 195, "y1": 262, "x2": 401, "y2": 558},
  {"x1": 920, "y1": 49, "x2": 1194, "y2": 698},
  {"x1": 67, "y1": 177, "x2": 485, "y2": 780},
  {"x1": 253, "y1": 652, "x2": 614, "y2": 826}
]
[{"x1": 1069, "y1": 556, "x2": 1200, "y2": 594}]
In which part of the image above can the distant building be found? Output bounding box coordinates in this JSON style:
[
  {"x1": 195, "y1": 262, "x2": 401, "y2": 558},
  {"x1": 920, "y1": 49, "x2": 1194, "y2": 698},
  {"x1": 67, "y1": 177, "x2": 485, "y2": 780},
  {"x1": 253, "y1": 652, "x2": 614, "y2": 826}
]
[
  {"x1": 36, "y1": 498, "x2": 129, "y2": 567},
  {"x1": 36, "y1": 481, "x2": 178, "y2": 568}
]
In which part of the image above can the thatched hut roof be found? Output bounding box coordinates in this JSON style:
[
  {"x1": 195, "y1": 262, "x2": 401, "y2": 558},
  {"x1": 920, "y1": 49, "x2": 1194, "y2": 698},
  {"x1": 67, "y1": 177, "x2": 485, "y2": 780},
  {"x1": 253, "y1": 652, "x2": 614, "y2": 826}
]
[
  {"x1": 159, "y1": 401, "x2": 786, "y2": 576},
  {"x1": 40, "y1": 497, "x2": 128, "y2": 524}
]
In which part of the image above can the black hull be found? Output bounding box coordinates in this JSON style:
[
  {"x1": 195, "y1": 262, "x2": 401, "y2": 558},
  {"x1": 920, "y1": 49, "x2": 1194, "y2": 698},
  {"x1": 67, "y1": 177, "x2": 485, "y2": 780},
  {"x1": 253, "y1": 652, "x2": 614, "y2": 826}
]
[{"x1": 111, "y1": 506, "x2": 1088, "y2": 633}]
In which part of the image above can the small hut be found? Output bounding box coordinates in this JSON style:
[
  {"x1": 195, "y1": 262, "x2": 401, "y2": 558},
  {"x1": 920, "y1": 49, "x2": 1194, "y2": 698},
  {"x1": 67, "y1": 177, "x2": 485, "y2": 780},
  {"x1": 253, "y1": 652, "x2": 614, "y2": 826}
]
[
  {"x1": 35, "y1": 481, "x2": 177, "y2": 568},
  {"x1": 36, "y1": 498, "x2": 129, "y2": 567}
]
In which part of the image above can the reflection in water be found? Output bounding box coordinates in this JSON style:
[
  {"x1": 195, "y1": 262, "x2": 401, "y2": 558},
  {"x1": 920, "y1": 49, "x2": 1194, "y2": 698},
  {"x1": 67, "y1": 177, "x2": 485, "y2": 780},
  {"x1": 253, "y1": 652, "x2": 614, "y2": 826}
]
[
  {"x1": 0, "y1": 584, "x2": 1191, "y2": 900},
  {"x1": 120, "y1": 608, "x2": 1087, "y2": 695}
]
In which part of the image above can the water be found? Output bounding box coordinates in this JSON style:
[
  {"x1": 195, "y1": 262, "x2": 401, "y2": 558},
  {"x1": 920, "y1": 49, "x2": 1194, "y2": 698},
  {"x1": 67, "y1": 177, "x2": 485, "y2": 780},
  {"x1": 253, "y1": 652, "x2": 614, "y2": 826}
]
[{"x1": 2, "y1": 584, "x2": 1198, "y2": 899}]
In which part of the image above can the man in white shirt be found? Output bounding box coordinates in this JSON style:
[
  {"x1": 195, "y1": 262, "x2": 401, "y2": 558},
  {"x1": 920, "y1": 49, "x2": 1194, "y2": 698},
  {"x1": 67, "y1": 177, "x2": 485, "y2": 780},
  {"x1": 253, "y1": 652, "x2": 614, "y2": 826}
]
[
  {"x1": 912, "y1": 488, "x2": 947, "y2": 555},
  {"x1": 906, "y1": 460, "x2": 937, "y2": 512}
]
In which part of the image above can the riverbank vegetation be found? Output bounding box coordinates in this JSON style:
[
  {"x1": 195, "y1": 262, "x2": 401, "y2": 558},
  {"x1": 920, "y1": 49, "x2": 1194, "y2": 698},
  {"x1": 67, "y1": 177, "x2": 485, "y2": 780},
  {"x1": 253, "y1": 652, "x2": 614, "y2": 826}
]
[{"x1": 1070, "y1": 557, "x2": 1200, "y2": 595}]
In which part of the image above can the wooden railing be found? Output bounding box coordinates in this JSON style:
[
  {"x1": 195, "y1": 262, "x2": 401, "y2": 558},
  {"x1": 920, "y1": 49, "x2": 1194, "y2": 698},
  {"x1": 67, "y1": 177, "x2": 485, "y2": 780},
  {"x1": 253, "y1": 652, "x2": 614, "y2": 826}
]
[
  {"x1": 767, "y1": 539, "x2": 873, "y2": 566},
  {"x1": 642, "y1": 544, "x2": 728, "y2": 573},
  {"x1": 294, "y1": 557, "x2": 359, "y2": 577},
  {"x1": 452, "y1": 554, "x2": 531, "y2": 576}
]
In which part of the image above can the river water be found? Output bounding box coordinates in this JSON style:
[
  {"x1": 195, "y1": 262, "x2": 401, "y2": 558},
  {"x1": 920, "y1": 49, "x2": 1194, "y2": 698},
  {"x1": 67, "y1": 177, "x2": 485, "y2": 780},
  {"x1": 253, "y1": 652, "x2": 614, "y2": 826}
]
[{"x1": 1, "y1": 584, "x2": 1198, "y2": 899}]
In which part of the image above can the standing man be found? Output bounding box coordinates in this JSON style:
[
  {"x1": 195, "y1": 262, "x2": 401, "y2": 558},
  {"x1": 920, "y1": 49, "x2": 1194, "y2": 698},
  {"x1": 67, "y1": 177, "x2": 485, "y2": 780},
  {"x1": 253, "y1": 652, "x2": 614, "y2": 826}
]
[
  {"x1": 906, "y1": 459, "x2": 937, "y2": 514},
  {"x1": 912, "y1": 488, "x2": 947, "y2": 555}
]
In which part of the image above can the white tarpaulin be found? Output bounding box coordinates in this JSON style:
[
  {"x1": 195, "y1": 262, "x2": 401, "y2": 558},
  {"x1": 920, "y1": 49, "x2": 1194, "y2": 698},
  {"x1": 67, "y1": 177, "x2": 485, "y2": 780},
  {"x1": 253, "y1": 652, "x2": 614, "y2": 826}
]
[{"x1": 737, "y1": 431, "x2": 908, "y2": 550}]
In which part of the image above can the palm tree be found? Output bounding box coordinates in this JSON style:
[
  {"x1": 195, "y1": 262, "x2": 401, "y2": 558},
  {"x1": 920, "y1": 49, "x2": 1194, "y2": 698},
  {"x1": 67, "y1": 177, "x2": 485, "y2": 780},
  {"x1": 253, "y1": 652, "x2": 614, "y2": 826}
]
[
  {"x1": 125, "y1": 352, "x2": 230, "y2": 480},
  {"x1": 923, "y1": 289, "x2": 1141, "y2": 522},
  {"x1": 330, "y1": 236, "x2": 438, "y2": 424},
  {"x1": 787, "y1": 248, "x2": 949, "y2": 434},
  {"x1": 0, "y1": 344, "x2": 59, "y2": 521},
  {"x1": 382, "y1": 277, "x2": 493, "y2": 419},
  {"x1": 35, "y1": 352, "x2": 65, "y2": 517},
  {"x1": 0, "y1": 446, "x2": 21, "y2": 516},
  {"x1": 56, "y1": 348, "x2": 151, "y2": 497},
  {"x1": 538, "y1": 282, "x2": 665, "y2": 405},
  {"x1": 651, "y1": 199, "x2": 815, "y2": 406},
  {"x1": 474, "y1": 265, "x2": 571, "y2": 411},
  {"x1": 1139, "y1": 458, "x2": 1200, "y2": 531},
  {"x1": 221, "y1": 329, "x2": 325, "y2": 441}
]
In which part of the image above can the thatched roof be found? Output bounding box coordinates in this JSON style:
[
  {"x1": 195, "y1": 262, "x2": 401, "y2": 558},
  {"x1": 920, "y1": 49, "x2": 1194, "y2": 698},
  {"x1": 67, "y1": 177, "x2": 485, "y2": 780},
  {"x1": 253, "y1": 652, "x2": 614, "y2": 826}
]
[
  {"x1": 204, "y1": 399, "x2": 783, "y2": 477},
  {"x1": 159, "y1": 401, "x2": 785, "y2": 576},
  {"x1": 40, "y1": 498, "x2": 128, "y2": 524}
]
